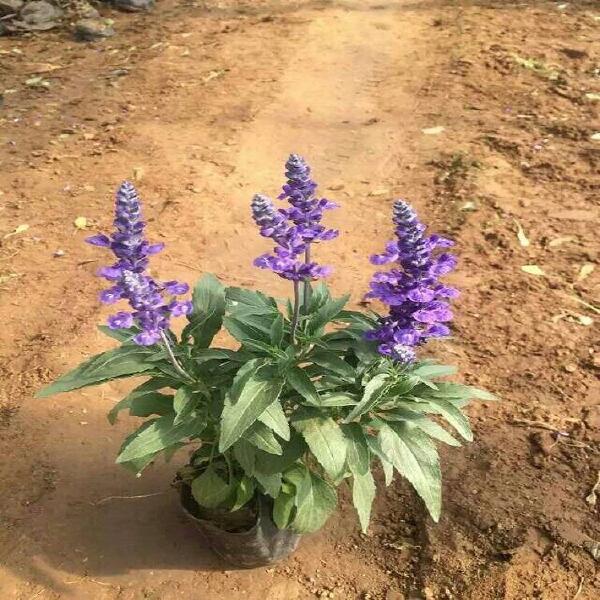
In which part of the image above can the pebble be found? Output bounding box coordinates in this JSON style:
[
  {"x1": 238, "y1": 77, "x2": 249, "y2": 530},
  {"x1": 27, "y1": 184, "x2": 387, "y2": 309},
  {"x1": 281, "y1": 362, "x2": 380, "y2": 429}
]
[
  {"x1": 19, "y1": 0, "x2": 62, "y2": 25},
  {"x1": 74, "y1": 18, "x2": 115, "y2": 41},
  {"x1": 113, "y1": 0, "x2": 155, "y2": 11}
]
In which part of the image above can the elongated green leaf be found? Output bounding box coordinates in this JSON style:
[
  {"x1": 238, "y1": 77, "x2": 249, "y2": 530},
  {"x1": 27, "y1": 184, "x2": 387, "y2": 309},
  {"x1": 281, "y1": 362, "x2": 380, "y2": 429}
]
[
  {"x1": 258, "y1": 401, "x2": 290, "y2": 441},
  {"x1": 308, "y1": 281, "x2": 331, "y2": 312},
  {"x1": 409, "y1": 363, "x2": 457, "y2": 379},
  {"x1": 192, "y1": 348, "x2": 252, "y2": 364},
  {"x1": 97, "y1": 325, "x2": 140, "y2": 343},
  {"x1": 419, "y1": 398, "x2": 473, "y2": 441},
  {"x1": 233, "y1": 439, "x2": 256, "y2": 476},
  {"x1": 292, "y1": 408, "x2": 347, "y2": 479},
  {"x1": 117, "y1": 414, "x2": 205, "y2": 463},
  {"x1": 310, "y1": 351, "x2": 355, "y2": 381},
  {"x1": 107, "y1": 377, "x2": 175, "y2": 424},
  {"x1": 366, "y1": 435, "x2": 394, "y2": 486},
  {"x1": 244, "y1": 421, "x2": 283, "y2": 455},
  {"x1": 219, "y1": 367, "x2": 284, "y2": 451},
  {"x1": 229, "y1": 358, "x2": 267, "y2": 401},
  {"x1": 353, "y1": 470, "x2": 376, "y2": 533},
  {"x1": 307, "y1": 294, "x2": 350, "y2": 334},
  {"x1": 342, "y1": 423, "x2": 370, "y2": 476},
  {"x1": 291, "y1": 471, "x2": 337, "y2": 534},
  {"x1": 273, "y1": 490, "x2": 296, "y2": 529},
  {"x1": 191, "y1": 466, "x2": 233, "y2": 509},
  {"x1": 319, "y1": 392, "x2": 358, "y2": 407},
  {"x1": 344, "y1": 373, "x2": 390, "y2": 423},
  {"x1": 270, "y1": 314, "x2": 284, "y2": 347},
  {"x1": 37, "y1": 345, "x2": 158, "y2": 398},
  {"x1": 183, "y1": 274, "x2": 226, "y2": 348},
  {"x1": 381, "y1": 407, "x2": 460, "y2": 447},
  {"x1": 378, "y1": 423, "x2": 441, "y2": 521},
  {"x1": 173, "y1": 386, "x2": 201, "y2": 426},
  {"x1": 286, "y1": 367, "x2": 320, "y2": 406},
  {"x1": 226, "y1": 287, "x2": 277, "y2": 310}
]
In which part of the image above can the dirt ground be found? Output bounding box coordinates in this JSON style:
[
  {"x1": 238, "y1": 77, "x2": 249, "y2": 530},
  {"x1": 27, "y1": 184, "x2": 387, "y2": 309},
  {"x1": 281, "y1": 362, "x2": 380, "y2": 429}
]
[{"x1": 0, "y1": 0, "x2": 599, "y2": 598}]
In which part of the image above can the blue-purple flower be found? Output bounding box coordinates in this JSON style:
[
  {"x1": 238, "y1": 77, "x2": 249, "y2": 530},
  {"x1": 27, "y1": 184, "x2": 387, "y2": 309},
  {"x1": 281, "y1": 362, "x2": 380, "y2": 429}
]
[
  {"x1": 251, "y1": 155, "x2": 337, "y2": 281},
  {"x1": 86, "y1": 181, "x2": 192, "y2": 346},
  {"x1": 365, "y1": 200, "x2": 458, "y2": 363}
]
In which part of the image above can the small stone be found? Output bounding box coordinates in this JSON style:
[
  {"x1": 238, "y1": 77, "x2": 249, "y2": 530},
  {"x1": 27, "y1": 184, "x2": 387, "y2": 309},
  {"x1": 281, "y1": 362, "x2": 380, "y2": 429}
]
[
  {"x1": 564, "y1": 363, "x2": 577, "y2": 373},
  {"x1": 19, "y1": 0, "x2": 62, "y2": 24},
  {"x1": 583, "y1": 406, "x2": 600, "y2": 430},
  {"x1": 113, "y1": 0, "x2": 154, "y2": 11},
  {"x1": 74, "y1": 18, "x2": 115, "y2": 41}
]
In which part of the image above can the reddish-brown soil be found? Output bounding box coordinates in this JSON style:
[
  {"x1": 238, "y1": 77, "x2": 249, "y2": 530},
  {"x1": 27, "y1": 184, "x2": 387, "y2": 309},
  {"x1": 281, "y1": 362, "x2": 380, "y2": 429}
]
[{"x1": 1, "y1": 1, "x2": 599, "y2": 598}]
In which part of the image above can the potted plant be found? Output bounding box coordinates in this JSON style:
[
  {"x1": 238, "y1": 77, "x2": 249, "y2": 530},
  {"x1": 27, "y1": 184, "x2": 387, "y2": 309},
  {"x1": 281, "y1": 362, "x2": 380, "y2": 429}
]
[{"x1": 37, "y1": 155, "x2": 494, "y2": 568}]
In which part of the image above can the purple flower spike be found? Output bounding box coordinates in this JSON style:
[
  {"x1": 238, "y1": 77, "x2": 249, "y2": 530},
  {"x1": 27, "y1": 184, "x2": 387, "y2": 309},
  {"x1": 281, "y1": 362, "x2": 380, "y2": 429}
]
[
  {"x1": 251, "y1": 155, "x2": 338, "y2": 281},
  {"x1": 365, "y1": 199, "x2": 458, "y2": 364},
  {"x1": 86, "y1": 181, "x2": 192, "y2": 346}
]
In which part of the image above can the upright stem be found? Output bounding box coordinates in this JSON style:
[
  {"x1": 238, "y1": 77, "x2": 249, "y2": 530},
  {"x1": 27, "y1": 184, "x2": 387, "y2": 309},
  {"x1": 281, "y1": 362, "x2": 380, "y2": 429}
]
[
  {"x1": 290, "y1": 280, "x2": 301, "y2": 343},
  {"x1": 160, "y1": 330, "x2": 193, "y2": 381},
  {"x1": 303, "y1": 245, "x2": 311, "y2": 311}
]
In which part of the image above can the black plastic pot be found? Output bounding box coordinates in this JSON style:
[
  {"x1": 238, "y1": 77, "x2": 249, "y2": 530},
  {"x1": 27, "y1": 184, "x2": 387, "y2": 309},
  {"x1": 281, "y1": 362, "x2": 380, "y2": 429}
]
[{"x1": 179, "y1": 484, "x2": 301, "y2": 568}]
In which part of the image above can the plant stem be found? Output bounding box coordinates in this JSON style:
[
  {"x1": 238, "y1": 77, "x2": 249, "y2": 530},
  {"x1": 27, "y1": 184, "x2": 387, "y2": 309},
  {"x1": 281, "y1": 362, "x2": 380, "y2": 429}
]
[
  {"x1": 303, "y1": 245, "x2": 311, "y2": 311},
  {"x1": 291, "y1": 280, "x2": 300, "y2": 343},
  {"x1": 160, "y1": 330, "x2": 194, "y2": 381}
]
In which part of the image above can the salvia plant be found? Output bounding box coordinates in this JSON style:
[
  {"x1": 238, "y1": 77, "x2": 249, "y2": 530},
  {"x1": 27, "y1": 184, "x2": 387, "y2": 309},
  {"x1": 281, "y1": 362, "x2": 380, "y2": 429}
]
[{"x1": 37, "y1": 155, "x2": 494, "y2": 534}]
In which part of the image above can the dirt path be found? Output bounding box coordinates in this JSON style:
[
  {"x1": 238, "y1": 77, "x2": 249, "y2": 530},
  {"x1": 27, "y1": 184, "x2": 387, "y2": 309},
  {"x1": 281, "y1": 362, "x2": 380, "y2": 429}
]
[{"x1": 1, "y1": 1, "x2": 599, "y2": 599}]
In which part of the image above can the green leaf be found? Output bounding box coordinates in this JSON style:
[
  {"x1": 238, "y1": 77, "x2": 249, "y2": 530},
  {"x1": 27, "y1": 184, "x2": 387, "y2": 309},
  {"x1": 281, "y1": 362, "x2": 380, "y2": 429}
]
[
  {"x1": 254, "y1": 432, "x2": 307, "y2": 475},
  {"x1": 419, "y1": 398, "x2": 473, "y2": 442},
  {"x1": 273, "y1": 490, "x2": 296, "y2": 529},
  {"x1": 378, "y1": 423, "x2": 441, "y2": 521},
  {"x1": 97, "y1": 325, "x2": 140, "y2": 343},
  {"x1": 353, "y1": 470, "x2": 376, "y2": 533},
  {"x1": 129, "y1": 392, "x2": 174, "y2": 419},
  {"x1": 366, "y1": 435, "x2": 394, "y2": 486},
  {"x1": 270, "y1": 314, "x2": 284, "y2": 347},
  {"x1": 219, "y1": 367, "x2": 284, "y2": 451},
  {"x1": 310, "y1": 351, "x2": 355, "y2": 381},
  {"x1": 116, "y1": 420, "x2": 159, "y2": 474},
  {"x1": 254, "y1": 471, "x2": 282, "y2": 498},
  {"x1": 409, "y1": 363, "x2": 458, "y2": 379},
  {"x1": 381, "y1": 408, "x2": 460, "y2": 447},
  {"x1": 308, "y1": 281, "x2": 331, "y2": 312},
  {"x1": 37, "y1": 345, "x2": 158, "y2": 398},
  {"x1": 319, "y1": 392, "x2": 359, "y2": 407},
  {"x1": 117, "y1": 414, "x2": 205, "y2": 463},
  {"x1": 343, "y1": 423, "x2": 370, "y2": 476},
  {"x1": 191, "y1": 465, "x2": 233, "y2": 509},
  {"x1": 244, "y1": 421, "x2": 283, "y2": 455},
  {"x1": 233, "y1": 439, "x2": 256, "y2": 476},
  {"x1": 258, "y1": 401, "x2": 290, "y2": 441},
  {"x1": 292, "y1": 408, "x2": 347, "y2": 479},
  {"x1": 230, "y1": 476, "x2": 256, "y2": 511},
  {"x1": 226, "y1": 287, "x2": 277, "y2": 310},
  {"x1": 223, "y1": 316, "x2": 270, "y2": 344},
  {"x1": 290, "y1": 470, "x2": 337, "y2": 534},
  {"x1": 183, "y1": 274, "x2": 226, "y2": 348},
  {"x1": 286, "y1": 367, "x2": 320, "y2": 406},
  {"x1": 107, "y1": 377, "x2": 175, "y2": 424},
  {"x1": 307, "y1": 294, "x2": 350, "y2": 334},
  {"x1": 230, "y1": 358, "x2": 267, "y2": 401},
  {"x1": 173, "y1": 386, "x2": 201, "y2": 426},
  {"x1": 344, "y1": 373, "x2": 390, "y2": 423},
  {"x1": 192, "y1": 348, "x2": 251, "y2": 364}
]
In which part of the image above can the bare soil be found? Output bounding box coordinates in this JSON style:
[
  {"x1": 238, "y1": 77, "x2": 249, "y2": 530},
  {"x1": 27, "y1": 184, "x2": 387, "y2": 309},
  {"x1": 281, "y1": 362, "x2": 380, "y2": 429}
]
[{"x1": 0, "y1": 1, "x2": 599, "y2": 599}]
